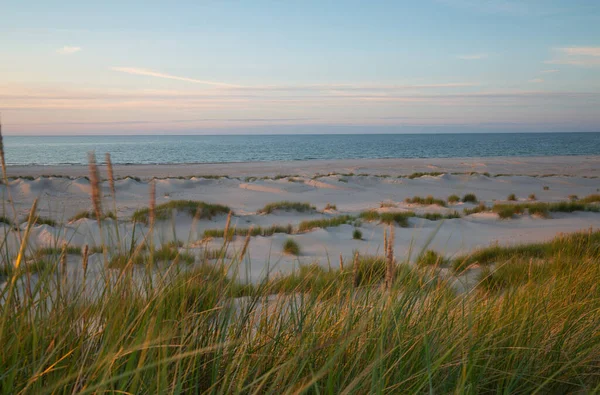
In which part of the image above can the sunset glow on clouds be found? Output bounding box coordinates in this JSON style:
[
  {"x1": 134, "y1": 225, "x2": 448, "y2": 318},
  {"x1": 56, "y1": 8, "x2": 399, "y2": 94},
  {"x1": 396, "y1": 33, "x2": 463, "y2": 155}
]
[{"x1": 1, "y1": 0, "x2": 599, "y2": 135}]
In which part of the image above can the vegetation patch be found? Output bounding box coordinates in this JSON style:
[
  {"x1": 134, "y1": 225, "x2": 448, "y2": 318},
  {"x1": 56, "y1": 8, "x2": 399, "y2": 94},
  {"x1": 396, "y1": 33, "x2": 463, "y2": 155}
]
[
  {"x1": 461, "y1": 193, "x2": 478, "y2": 203},
  {"x1": 417, "y1": 250, "x2": 448, "y2": 267},
  {"x1": 258, "y1": 201, "x2": 316, "y2": 214},
  {"x1": 282, "y1": 238, "x2": 300, "y2": 255},
  {"x1": 69, "y1": 210, "x2": 117, "y2": 222},
  {"x1": 453, "y1": 229, "x2": 600, "y2": 272},
  {"x1": 406, "y1": 171, "x2": 444, "y2": 179},
  {"x1": 463, "y1": 203, "x2": 489, "y2": 215},
  {"x1": 298, "y1": 215, "x2": 355, "y2": 232},
  {"x1": 204, "y1": 224, "x2": 293, "y2": 239},
  {"x1": 353, "y1": 229, "x2": 363, "y2": 240},
  {"x1": 109, "y1": 243, "x2": 195, "y2": 268},
  {"x1": 324, "y1": 203, "x2": 337, "y2": 211},
  {"x1": 132, "y1": 200, "x2": 231, "y2": 224},
  {"x1": 447, "y1": 194, "x2": 460, "y2": 204},
  {"x1": 404, "y1": 195, "x2": 447, "y2": 207}
]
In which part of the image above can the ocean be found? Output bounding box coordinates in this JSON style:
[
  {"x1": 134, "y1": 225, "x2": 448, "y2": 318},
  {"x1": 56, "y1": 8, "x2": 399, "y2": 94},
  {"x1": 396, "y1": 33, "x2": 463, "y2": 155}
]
[{"x1": 4, "y1": 133, "x2": 600, "y2": 166}]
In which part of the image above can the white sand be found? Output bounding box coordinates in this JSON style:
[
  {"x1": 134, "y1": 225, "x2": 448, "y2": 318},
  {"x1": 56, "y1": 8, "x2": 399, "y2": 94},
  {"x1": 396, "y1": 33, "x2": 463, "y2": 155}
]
[{"x1": 2, "y1": 156, "x2": 599, "y2": 283}]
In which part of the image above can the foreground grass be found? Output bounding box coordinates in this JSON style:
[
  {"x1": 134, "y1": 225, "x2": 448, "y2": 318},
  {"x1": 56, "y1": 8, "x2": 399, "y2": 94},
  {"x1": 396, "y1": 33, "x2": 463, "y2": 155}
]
[{"x1": 1, "y1": 229, "x2": 600, "y2": 393}]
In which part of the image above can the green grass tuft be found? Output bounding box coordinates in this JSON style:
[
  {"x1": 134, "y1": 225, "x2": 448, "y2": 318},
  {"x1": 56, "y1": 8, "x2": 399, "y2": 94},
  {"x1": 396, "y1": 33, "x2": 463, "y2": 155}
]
[
  {"x1": 298, "y1": 215, "x2": 355, "y2": 232},
  {"x1": 462, "y1": 193, "x2": 478, "y2": 203},
  {"x1": 132, "y1": 200, "x2": 231, "y2": 224},
  {"x1": 258, "y1": 201, "x2": 316, "y2": 214},
  {"x1": 405, "y1": 195, "x2": 447, "y2": 207},
  {"x1": 447, "y1": 194, "x2": 460, "y2": 204},
  {"x1": 283, "y1": 238, "x2": 300, "y2": 255}
]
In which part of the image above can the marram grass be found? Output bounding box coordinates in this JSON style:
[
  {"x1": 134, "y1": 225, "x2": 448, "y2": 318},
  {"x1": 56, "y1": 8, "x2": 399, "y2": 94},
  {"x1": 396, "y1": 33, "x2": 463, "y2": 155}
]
[{"x1": 1, "y1": 227, "x2": 599, "y2": 393}]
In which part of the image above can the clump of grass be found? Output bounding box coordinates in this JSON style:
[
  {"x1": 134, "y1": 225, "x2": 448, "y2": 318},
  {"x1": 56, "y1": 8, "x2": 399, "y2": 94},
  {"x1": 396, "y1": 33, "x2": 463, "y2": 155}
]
[
  {"x1": 359, "y1": 210, "x2": 381, "y2": 221},
  {"x1": 283, "y1": 238, "x2": 300, "y2": 255},
  {"x1": 407, "y1": 171, "x2": 443, "y2": 179},
  {"x1": 258, "y1": 201, "x2": 315, "y2": 214},
  {"x1": 0, "y1": 215, "x2": 13, "y2": 226},
  {"x1": 569, "y1": 194, "x2": 579, "y2": 201},
  {"x1": 417, "y1": 211, "x2": 461, "y2": 221},
  {"x1": 492, "y1": 204, "x2": 524, "y2": 219},
  {"x1": 204, "y1": 224, "x2": 293, "y2": 239},
  {"x1": 489, "y1": 199, "x2": 600, "y2": 220},
  {"x1": 507, "y1": 193, "x2": 517, "y2": 201},
  {"x1": 288, "y1": 177, "x2": 304, "y2": 183},
  {"x1": 298, "y1": 215, "x2": 355, "y2": 232},
  {"x1": 132, "y1": 200, "x2": 231, "y2": 224},
  {"x1": 324, "y1": 203, "x2": 337, "y2": 211},
  {"x1": 109, "y1": 243, "x2": 195, "y2": 268},
  {"x1": 36, "y1": 245, "x2": 81, "y2": 257},
  {"x1": 463, "y1": 202, "x2": 488, "y2": 215},
  {"x1": 417, "y1": 250, "x2": 447, "y2": 267},
  {"x1": 447, "y1": 194, "x2": 460, "y2": 204},
  {"x1": 543, "y1": 185, "x2": 550, "y2": 190},
  {"x1": 580, "y1": 194, "x2": 600, "y2": 203},
  {"x1": 453, "y1": 229, "x2": 600, "y2": 271},
  {"x1": 528, "y1": 193, "x2": 536, "y2": 201},
  {"x1": 352, "y1": 229, "x2": 362, "y2": 240},
  {"x1": 68, "y1": 210, "x2": 117, "y2": 222},
  {"x1": 379, "y1": 212, "x2": 415, "y2": 227},
  {"x1": 31, "y1": 215, "x2": 57, "y2": 227},
  {"x1": 405, "y1": 195, "x2": 447, "y2": 207},
  {"x1": 462, "y1": 193, "x2": 478, "y2": 203},
  {"x1": 379, "y1": 201, "x2": 397, "y2": 208},
  {"x1": 528, "y1": 205, "x2": 550, "y2": 218}
]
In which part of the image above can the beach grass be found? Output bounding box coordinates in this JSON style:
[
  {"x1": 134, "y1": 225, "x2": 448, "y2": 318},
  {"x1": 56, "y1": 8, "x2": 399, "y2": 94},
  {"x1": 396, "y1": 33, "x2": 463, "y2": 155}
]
[
  {"x1": 282, "y1": 238, "x2": 300, "y2": 255},
  {"x1": 258, "y1": 201, "x2": 316, "y2": 214},
  {"x1": 2, "y1": 208, "x2": 600, "y2": 393},
  {"x1": 132, "y1": 200, "x2": 231, "y2": 224},
  {"x1": 461, "y1": 193, "x2": 478, "y2": 203},
  {"x1": 69, "y1": 210, "x2": 117, "y2": 222},
  {"x1": 404, "y1": 195, "x2": 447, "y2": 207}
]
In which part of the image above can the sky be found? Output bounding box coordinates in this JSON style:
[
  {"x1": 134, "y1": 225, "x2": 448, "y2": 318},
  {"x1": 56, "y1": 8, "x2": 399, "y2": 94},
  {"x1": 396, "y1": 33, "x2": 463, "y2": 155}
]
[{"x1": 1, "y1": 0, "x2": 600, "y2": 135}]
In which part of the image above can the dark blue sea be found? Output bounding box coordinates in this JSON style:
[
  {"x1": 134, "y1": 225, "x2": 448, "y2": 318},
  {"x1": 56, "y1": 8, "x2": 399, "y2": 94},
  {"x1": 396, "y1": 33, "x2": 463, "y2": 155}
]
[{"x1": 4, "y1": 133, "x2": 600, "y2": 166}]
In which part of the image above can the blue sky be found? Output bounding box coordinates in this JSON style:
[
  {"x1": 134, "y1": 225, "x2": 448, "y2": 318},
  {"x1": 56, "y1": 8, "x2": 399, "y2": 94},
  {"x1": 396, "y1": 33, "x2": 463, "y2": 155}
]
[{"x1": 1, "y1": 0, "x2": 600, "y2": 135}]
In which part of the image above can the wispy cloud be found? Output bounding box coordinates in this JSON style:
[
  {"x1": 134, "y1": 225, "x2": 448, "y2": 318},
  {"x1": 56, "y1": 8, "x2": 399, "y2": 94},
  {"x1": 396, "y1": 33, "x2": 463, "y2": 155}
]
[
  {"x1": 559, "y1": 47, "x2": 600, "y2": 57},
  {"x1": 540, "y1": 69, "x2": 559, "y2": 74},
  {"x1": 546, "y1": 47, "x2": 600, "y2": 66},
  {"x1": 111, "y1": 67, "x2": 479, "y2": 92},
  {"x1": 56, "y1": 46, "x2": 81, "y2": 55},
  {"x1": 457, "y1": 53, "x2": 488, "y2": 60},
  {"x1": 111, "y1": 67, "x2": 244, "y2": 88},
  {"x1": 529, "y1": 78, "x2": 544, "y2": 83}
]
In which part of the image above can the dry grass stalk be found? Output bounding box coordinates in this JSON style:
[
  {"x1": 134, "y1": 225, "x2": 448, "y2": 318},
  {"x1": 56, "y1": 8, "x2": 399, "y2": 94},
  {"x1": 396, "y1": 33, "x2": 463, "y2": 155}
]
[
  {"x1": 82, "y1": 244, "x2": 89, "y2": 278},
  {"x1": 60, "y1": 243, "x2": 67, "y2": 278},
  {"x1": 88, "y1": 152, "x2": 103, "y2": 223},
  {"x1": 385, "y1": 225, "x2": 396, "y2": 290},
  {"x1": 383, "y1": 229, "x2": 388, "y2": 256},
  {"x1": 239, "y1": 226, "x2": 252, "y2": 262},
  {"x1": 105, "y1": 153, "x2": 116, "y2": 198},
  {"x1": 223, "y1": 211, "x2": 232, "y2": 244},
  {"x1": 339, "y1": 253, "x2": 344, "y2": 271},
  {"x1": 352, "y1": 251, "x2": 360, "y2": 288},
  {"x1": 149, "y1": 180, "x2": 156, "y2": 228}
]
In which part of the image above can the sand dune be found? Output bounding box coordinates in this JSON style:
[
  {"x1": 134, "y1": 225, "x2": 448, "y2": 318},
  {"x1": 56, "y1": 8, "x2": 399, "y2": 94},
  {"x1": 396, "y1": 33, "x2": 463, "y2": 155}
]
[{"x1": 1, "y1": 156, "x2": 599, "y2": 282}]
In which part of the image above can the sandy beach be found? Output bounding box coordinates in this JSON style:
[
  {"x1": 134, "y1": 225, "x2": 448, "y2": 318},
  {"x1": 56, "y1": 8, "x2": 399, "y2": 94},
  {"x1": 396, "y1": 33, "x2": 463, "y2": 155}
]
[{"x1": 2, "y1": 155, "x2": 599, "y2": 283}]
